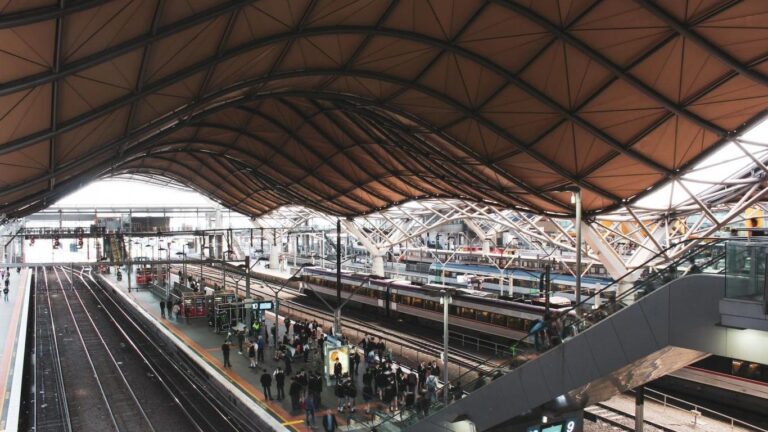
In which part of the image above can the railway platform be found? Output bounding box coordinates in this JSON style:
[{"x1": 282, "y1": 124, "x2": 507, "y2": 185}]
[
  {"x1": 0, "y1": 268, "x2": 31, "y2": 432},
  {"x1": 98, "y1": 269, "x2": 425, "y2": 431}
]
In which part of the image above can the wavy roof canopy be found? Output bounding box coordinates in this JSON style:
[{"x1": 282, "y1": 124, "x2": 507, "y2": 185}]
[{"x1": 1, "y1": 0, "x2": 767, "y2": 219}]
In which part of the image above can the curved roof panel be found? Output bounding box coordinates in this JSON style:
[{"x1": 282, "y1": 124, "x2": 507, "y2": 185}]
[{"x1": 0, "y1": 0, "x2": 767, "y2": 218}]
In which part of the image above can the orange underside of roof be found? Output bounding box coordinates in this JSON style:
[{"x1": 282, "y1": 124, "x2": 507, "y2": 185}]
[{"x1": 0, "y1": 0, "x2": 766, "y2": 218}]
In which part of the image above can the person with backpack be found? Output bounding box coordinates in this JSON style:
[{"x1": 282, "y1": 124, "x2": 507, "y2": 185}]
[{"x1": 426, "y1": 373, "x2": 438, "y2": 403}]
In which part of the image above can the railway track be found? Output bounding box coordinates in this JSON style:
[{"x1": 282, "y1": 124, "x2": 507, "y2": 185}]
[
  {"x1": 584, "y1": 403, "x2": 672, "y2": 432},
  {"x1": 36, "y1": 266, "x2": 268, "y2": 432},
  {"x1": 33, "y1": 267, "x2": 71, "y2": 432},
  {"x1": 52, "y1": 266, "x2": 156, "y2": 431},
  {"x1": 172, "y1": 264, "x2": 502, "y2": 380}
]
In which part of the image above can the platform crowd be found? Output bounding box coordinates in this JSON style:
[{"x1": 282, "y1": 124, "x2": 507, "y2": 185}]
[{"x1": 217, "y1": 315, "x2": 447, "y2": 429}]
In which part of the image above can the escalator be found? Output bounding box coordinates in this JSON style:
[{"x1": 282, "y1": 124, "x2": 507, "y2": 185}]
[{"x1": 369, "y1": 238, "x2": 768, "y2": 431}]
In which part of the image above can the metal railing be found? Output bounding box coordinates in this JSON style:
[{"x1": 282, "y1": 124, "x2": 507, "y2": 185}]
[{"x1": 635, "y1": 387, "x2": 768, "y2": 432}]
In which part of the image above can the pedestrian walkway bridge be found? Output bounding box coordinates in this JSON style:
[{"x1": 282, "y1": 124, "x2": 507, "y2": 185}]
[{"x1": 369, "y1": 239, "x2": 768, "y2": 431}]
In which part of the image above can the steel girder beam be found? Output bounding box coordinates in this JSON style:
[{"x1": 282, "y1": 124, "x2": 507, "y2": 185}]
[
  {"x1": 0, "y1": 0, "x2": 251, "y2": 98},
  {"x1": 636, "y1": 0, "x2": 768, "y2": 87},
  {"x1": 0, "y1": 0, "x2": 105, "y2": 29},
  {"x1": 497, "y1": 0, "x2": 727, "y2": 137},
  {"x1": 0, "y1": 25, "x2": 682, "y2": 198}
]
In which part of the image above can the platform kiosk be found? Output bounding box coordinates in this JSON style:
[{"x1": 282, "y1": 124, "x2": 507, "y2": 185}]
[
  {"x1": 323, "y1": 335, "x2": 350, "y2": 386},
  {"x1": 181, "y1": 292, "x2": 207, "y2": 318}
]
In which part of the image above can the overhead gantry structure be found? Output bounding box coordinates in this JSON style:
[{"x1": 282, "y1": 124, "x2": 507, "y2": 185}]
[{"x1": 1, "y1": 0, "x2": 768, "y2": 225}]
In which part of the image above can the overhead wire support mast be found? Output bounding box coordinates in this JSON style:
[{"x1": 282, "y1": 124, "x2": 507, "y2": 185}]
[{"x1": 336, "y1": 218, "x2": 342, "y2": 336}]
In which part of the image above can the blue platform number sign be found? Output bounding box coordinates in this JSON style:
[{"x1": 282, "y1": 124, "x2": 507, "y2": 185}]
[
  {"x1": 252, "y1": 301, "x2": 274, "y2": 311},
  {"x1": 527, "y1": 419, "x2": 577, "y2": 432}
]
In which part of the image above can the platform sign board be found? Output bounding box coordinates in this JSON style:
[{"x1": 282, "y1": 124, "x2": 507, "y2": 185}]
[
  {"x1": 323, "y1": 336, "x2": 349, "y2": 385},
  {"x1": 251, "y1": 301, "x2": 274, "y2": 310},
  {"x1": 525, "y1": 416, "x2": 580, "y2": 432}
]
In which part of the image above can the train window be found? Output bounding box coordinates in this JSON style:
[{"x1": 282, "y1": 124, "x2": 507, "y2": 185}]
[
  {"x1": 476, "y1": 311, "x2": 491, "y2": 323},
  {"x1": 459, "y1": 307, "x2": 475, "y2": 320},
  {"x1": 507, "y1": 317, "x2": 524, "y2": 330},
  {"x1": 411, "y1": 297, "x2": 423, "y2": 308},
  {"x1": 491, "y1": 313, "x2": 507, "y2": 327},
  {"x1": 449, "y1": 305, "x2": 458, "y2": 316},
  {"x1": 732, "y1": 360, "x2": 763, "y2": 380},
  {"x1": 400, "y1": 295, "x2": 412, "y2": 306}
]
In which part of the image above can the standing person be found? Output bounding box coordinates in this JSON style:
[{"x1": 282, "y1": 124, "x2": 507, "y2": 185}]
[
  {"x1": 172, "y1": 302, "x2": 181, "y2": 321},
  {"x1": 362, "y1": 377, "x2": 373, "y2": 414},
  {"x1": 237, "y1": 330, "x2": 245, "y2": 355},
  {"x1": 271, "y1": 323, "x2": 277, "y2": 342},
  {"x1": 353, "y1": 349, "x2": 361, "y2": 375},
  {"x1": 322, "y1": 410, "x2": 337, "y2": 432},
  {"x1": 274, "y1": 367, "x2": 286, "y2": 400},
  {"x1": 3, "y1": 277, "x2": 9, "y2": 302},
  {"x1": 309, "y1": 371, "x2": 322, "y2": 407},
  {"x1": 284, "y1": 349, "x2": 293, "y2": 376},
  {"x1": 419, "y1": 389, "x2": 430, "y2": 417},
  {"x1": 426, "y1": 373, "x2": 438, "y2": 403},
  {"x1": 431, "y1": 360, "x2": 441, "y2": 378},
  {"x1": 304, "y1": 393, "x2": 316, "y2": 428},
  {"x1": 333, "y1": 358, "x2": 342, "y2": 385},
  {"x1": 221, "y1": 341, "x2": 232, "y2": 368},
  {"x1": 248, "y1": 342, "x2": 257, "y2": 368},
  {"x1": 289, "y1": 378, "x2": 302, "y2": 411},
  {"x1": 284, "y1": 317, "x2": 291, "y2": 335},
  {"x1": 260, "y1": 369, "x2": 273, "y2": 400},
  {"x1": 257, "y1": 336, "x2": 265, "y2": 363},
  {"x1": 345, "y1": 379, "x2": 357, "y2": 413},
  {"x1": 159, "y1": 299, "x2": 166, "y2": 318},
  {"x1": 335, "y1": 381, "x2": 345, "y2": 413}
]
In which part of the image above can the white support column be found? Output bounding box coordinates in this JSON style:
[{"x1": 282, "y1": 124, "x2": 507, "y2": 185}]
[
  {"x1": 342, "y1": 219, "x2": 388, "y2": 277},
  {"x1": 269, "y1": 247, "x2": 280, "y2": 270},
  {"x1": 464, "y1": 219, "x2": 493, "y2": 253},
  {"x1": 582, "y1": 222, "x2": 628, "y2": 279},
  {"x1": 371, "y1": 253, "x2": 386, "y2": 277}
]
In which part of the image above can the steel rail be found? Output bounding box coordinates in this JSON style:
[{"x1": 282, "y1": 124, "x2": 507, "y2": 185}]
[
  {"x1": 81, "y1": 267, "x2": 289, "y2": 432},
  {"x1": 50, "y1": 266, "x2": 120, "y2": 432},
  {"x1": 54, "y1": 266, "x2": 155, "y2": 432},
  {"x1": 38, "y1": 266, "x2": 72, "y2": 432},
  {"x1": 70, "y1": 267, "x2": 213, "y2": 432}
]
